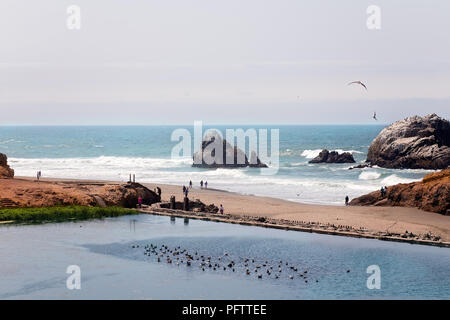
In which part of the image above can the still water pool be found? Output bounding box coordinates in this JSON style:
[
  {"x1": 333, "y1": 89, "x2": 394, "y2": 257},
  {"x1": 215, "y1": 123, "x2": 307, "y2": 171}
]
[{"x1": 0, "y1": 214, "x2": 449, "y2": 299}]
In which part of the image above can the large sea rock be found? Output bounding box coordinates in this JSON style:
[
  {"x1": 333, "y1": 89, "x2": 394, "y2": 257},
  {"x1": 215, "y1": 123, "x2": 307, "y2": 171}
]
[
  {"x1": 0, "y1": 153, "x2": 14, "y2": 178},
  {"x1": 308, "y1": 149, "x2": 355, "y2": 164},
  {"x1": 366, "y1": 114, "x2": 450, "y2": 169},
  {"x1": 192, "y1": 132, "x2": 267, "y2": 168},
  {"x1": 349, "y1": 169, "x2": 450, "y2": 215}
]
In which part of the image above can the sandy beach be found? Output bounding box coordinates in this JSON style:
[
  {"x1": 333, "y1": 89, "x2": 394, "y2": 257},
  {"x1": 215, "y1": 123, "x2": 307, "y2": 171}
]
[
  {"x1": 142, "y1": 181, "x2": 450, "y2": 243},
  {"x1": 5, "y1": 176, "x2": 448, "y2": 244}
]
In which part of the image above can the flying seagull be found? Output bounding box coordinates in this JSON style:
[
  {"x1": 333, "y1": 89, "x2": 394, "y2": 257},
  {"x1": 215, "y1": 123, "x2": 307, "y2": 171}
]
[
  {"x1": 348, "y1": 81, "x2": 367, "y2": 90},
  {"x1": 373, "y1": 111, "x2": 377, "y2": 121}
]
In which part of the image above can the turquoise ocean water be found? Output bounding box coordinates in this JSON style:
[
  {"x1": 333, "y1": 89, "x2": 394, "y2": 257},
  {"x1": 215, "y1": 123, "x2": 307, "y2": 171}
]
[{"x1": 0, "y1": 125, "x2": 432, "y2": 204}]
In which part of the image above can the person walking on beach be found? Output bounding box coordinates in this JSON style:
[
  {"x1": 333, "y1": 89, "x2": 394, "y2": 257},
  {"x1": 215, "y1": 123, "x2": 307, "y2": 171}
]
[
  {"x1": 200, "y1": 180, "x2": 203, "y2": 189},
  {"x1": 185, "y1": 188, "x2": 189, "y2": 198},
  {"x1": 138, "y1": 196, "x2": 142, "y2": 208},
  {"x1": 183, "y1": 185, "x2": 186, "y2": 194},
  {"x1": 37, "y1": 170, "x2": 41, "y2": 182},
  {"x1": 189, "y1": 180, "x2": 192, "y2": 189},
  {"x1": 345, "y1": 196, "x2": 349, "y2": 206},
  {"x1": 219, "y1": 204, "x2": 224, "y2": 215},
  {"x1": 380, "y1": 187, "x2": 385, "y2": 197},
  {"x1": 157, "y1": 187, "x2": 161, "y2": 198},
  {"x1": 205, "y1": 181, "x2": 208, "y2": 189}
]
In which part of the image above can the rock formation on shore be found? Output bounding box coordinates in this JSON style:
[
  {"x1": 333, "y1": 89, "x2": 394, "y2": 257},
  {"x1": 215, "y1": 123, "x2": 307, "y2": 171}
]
[
  {"x1": 0, "y1": 153, "x2": 14, "y2": 178},
  {"x1": 366, "y1": 114, "x2": 450, "y2": 169},
  {"x1": 0, "y1": 179, "x2": 160, "y2": 208},
  {"x1": 308, "y1": 149, "x2": 355, "y2": 164},
  {"x1": 349, "y1": 169, "x2": 450, "y2": 215},
  {"x1": 158, "y1": 198, "x2": 219, "y2": 213},
  {"x1": 192, "y1": 132, "x2": 267, "y2": 168},
  {"x1": 103, "y1": 182, "x2": 161, "y2": 208}
]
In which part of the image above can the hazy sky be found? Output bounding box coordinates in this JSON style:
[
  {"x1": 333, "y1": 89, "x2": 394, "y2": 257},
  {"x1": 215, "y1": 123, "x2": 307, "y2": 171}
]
[{"x1": 0, "y1": 0, "x2": 449, "y2": 125}]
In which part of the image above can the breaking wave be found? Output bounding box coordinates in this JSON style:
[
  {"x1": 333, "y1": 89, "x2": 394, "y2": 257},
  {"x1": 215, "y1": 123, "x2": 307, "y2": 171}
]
[
  {"x1": 381, "y1": 174, "x2": 420, "y2": 186},
  {"x1": 358, "y1": 171, "x2": 381, "y2": 180}
]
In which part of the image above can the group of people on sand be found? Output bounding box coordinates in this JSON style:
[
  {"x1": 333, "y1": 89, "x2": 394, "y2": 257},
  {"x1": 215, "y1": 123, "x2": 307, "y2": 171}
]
[
  {"x1": 184, "y1": 180, "x2": 208, "y2": 190},
  {"x1": 182, "y1": 185, "x2": 189, "y2": 197},
  {"x1": 182, "y1": 180, "x2": 224, "y2": 214},
  {"x1": 182, "y1": 179, "x2": 208, "y2": 197}
]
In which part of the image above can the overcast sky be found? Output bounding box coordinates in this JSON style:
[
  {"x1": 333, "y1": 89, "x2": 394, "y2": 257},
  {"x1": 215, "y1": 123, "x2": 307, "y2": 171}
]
[{"x1": 0, "y1": 0, "x2": 449, "y2": 125}]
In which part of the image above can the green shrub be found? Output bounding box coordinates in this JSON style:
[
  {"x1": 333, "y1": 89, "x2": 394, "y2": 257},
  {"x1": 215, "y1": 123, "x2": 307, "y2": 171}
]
[{"x1": 0, "y1": 206, "x2": 137, "y2": 223}]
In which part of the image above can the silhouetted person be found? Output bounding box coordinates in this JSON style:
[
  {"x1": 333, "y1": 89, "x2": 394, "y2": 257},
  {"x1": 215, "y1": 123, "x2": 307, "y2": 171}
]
[
  {"x1": 156, "y1": 187, "x2": 161, "y2": 200},
  {"x1": 345, "y1": 196, "x2": 349, "y2": 206},
  {"x1": 200, "y1": 180, "x2": 204, "y2": 189}
]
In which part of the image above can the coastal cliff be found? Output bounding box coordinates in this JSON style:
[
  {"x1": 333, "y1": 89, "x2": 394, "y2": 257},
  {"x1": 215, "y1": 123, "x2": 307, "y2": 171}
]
[
  {"x1": 0, "y1": 179, "x2": 160, "y2": 208},
  {"x1": 366, "y1": 114, "x2": 450, "y2": 169},
  {"x1": 0, "y1": 153, "x2": 14, "y2": 178},
  {"x1": 350, "y1": 169, "x2": 450, "y2": 215}
]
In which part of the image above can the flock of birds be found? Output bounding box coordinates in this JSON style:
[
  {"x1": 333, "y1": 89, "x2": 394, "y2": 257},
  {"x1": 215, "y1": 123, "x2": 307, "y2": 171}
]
[{"x1": 131, "y1": 243, "x2": 351, "y2": 283}]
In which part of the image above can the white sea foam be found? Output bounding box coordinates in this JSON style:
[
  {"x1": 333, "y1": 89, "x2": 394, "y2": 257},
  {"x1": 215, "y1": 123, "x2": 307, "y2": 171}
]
[
  {"x1": 380, "y1": 174, "x2": 419, "y2": 186},
  {"x1": 300, "y1": 149, "x2": 323, "y2": 158},
  {"x1": 9, "y1": 156, "x2": 425, "y2": 206},
  {"x1": 358, "y1": 171, "x2": 381, "y2": 180},
  {"x1": 10, "y1": 156, "x2": 192, "y2": 172},
  {"x1": 0, "y1": 139, "x2": 24, "y2": 144},
  {"x1": 289, "y1": 162, "x2": 307, "y2": 167}
]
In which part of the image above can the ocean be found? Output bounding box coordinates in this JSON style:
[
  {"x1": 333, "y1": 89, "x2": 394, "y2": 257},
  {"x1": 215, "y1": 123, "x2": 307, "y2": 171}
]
[{"x1": 0, "y1": 125, "x2": 433, "y2": 205}]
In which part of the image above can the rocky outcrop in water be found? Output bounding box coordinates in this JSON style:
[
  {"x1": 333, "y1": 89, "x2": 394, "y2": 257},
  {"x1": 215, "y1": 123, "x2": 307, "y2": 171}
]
[
  {"x1": 0, "y1": 153, "x2": 14, "y2": 178},
  {"x1": 349, "y1": 169, "x2": 450, "y2": 215},
  {"x1": 366, "y1": 114, "x2": 450, "y2": 169},
  {"x1": 192, "y1": 132, "x2": 267, "y2": 168},
  {"x1": 348, "y1": 164, "x2": 372, "y2": 170},
  {"x1": 308, "y1": 149, "x2": 355, "y2": 164}
]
